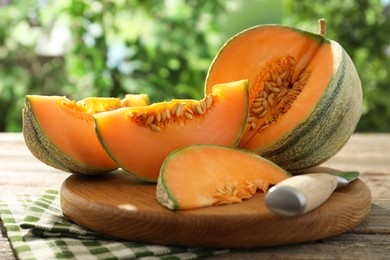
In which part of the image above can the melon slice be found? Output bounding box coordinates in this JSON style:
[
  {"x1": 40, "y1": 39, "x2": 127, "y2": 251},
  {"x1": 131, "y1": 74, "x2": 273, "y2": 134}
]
[
  {"x1": 205, "y1": 20, "x2": 362, "y2": 172},
  {"x1": 94, "y1": 80, "x2": 249, "y2": 182},
  {"x1": 23, "y1": 94, "x2": 149, "y2": 174},
  {"x1": 157, "y1": 144, "x2": 290, "y2": 210}
]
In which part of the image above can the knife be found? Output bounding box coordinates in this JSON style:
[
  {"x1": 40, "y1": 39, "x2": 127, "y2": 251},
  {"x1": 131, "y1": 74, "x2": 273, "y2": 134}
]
[{"x1": 265, "y1": 171, "x2": 360, "y2": 217}]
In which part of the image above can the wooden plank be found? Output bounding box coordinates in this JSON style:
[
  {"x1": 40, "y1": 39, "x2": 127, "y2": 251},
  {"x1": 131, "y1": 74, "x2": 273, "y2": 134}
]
[
  {"x1": 354, "y1": 200, "x2": 390, "y2": 234},
  {"x1": 1, "y1": 133, "x2": 390, "y2": 259},
  {"x1": 208, "y1": 234, "x2": 390, "y2": 259}
]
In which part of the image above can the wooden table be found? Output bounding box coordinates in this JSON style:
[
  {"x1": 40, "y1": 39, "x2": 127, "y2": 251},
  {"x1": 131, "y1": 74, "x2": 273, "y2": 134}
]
[{"x1": 1, "y1": 132, "x2": 389, "y2": 259}]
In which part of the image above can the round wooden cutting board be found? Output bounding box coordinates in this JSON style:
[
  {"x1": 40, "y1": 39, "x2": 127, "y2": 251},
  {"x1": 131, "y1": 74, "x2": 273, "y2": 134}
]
[{"x1": 60, "y1": 171, "x2": 371, "y2": 248}]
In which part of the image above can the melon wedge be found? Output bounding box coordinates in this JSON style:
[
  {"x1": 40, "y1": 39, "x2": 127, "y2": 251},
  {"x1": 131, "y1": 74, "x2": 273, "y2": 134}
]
[
  {"x1": 157, "y1": 144, "x2": 290, "y2": 210},
  {"x1": 94, "y1": 80, "x2": 249, "y2": 182},
  {"x1": 23, "y1": 94, "x2": 149, "y2": 174},
  {"x1": 205, "y1": 21, "x2": 362, "y2": 172}
]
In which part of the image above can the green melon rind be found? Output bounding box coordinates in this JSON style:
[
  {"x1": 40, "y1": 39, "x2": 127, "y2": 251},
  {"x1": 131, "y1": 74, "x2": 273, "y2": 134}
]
[
  {"x1": 156, "y1": 144, "x2": 292, "y2": 210},
  {"x1": 157, "y1": 145, "x2": 206, "y2": 210},
  {"x1": 23, "y1": 97, "x2": 116, "y2": 175},
  {"x1": 23, "y1": 100, "x2": 69, "y2": 173},
  {"x1": 252, "y1": 41, "x2": 362, "y2": 172},
  {"x1": 156, "y1": 157, "x2": 180, "y2": 210}
]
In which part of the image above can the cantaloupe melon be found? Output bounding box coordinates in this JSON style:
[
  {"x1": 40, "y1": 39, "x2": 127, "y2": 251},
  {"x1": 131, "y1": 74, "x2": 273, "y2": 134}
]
[{"x1": 205, "y1": 20, "x2": 362, "y2": 172}]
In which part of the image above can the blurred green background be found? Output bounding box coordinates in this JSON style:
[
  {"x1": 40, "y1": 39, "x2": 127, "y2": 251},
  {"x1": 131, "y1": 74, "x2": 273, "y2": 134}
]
[{"x1": 0, "y1": 0, "x2": 389, "y2": 132}]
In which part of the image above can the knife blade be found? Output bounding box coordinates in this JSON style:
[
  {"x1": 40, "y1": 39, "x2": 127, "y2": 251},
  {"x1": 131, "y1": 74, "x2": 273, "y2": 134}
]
[{"x1": 265, "y1": 171, "x2": 359, "y2": 217}]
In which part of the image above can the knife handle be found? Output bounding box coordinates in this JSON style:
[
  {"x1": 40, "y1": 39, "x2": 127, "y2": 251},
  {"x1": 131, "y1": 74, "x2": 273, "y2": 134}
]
[{"x1": 265, "y1": 173, "x2": 338, "y2": 217}]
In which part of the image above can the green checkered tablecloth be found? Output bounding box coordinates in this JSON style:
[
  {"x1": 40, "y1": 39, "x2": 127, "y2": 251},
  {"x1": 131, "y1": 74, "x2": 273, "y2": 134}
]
[{"x1": 0, "y1": 189, "x2": 230, "y2": 259}]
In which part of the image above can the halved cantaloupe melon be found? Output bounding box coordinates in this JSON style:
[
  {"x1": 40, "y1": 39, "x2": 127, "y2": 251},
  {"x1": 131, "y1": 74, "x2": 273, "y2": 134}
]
[
  {"x1": 157, "y1": 144, "x2": 290, "y2": 210},
  {"x1": 205, "y1": 20, "x2": 362, "y2": 172},
  {"x1": 94, "y1": 80, "x2": 249, "y2": 182},
  {"x1": 23, "y1": 94, "x2": 149, "y2": 174}
]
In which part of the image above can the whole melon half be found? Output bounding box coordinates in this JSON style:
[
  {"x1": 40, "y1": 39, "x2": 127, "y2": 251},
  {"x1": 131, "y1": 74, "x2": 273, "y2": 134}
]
[{"x1": 205, "y1": 20, "x2": 362, "y2": 172}]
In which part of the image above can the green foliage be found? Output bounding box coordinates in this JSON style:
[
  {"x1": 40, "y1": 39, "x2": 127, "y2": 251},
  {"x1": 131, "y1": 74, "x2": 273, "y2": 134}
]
[
  {"x1": 0, "y1": 0, "x2": 389, "y2": 132},
  {"x1": 64, "y1": 0, "x2": 227, "y2": 101},
  {"x1": 283, "y1": 0, "x2": 390, "y2": 132},
  {"x1": 0, "y1": 0, "x2": 228, "y2": 131}
]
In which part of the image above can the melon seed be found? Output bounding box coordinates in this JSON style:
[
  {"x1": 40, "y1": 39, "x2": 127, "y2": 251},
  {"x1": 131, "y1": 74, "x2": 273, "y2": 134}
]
[
  {"x1": 251, "y1": 106, "x2": 264, "y2": 114},
  {"x1": 150, "y1": 123, "x2": 161, "y2": 132},
  {"x1": 165, "y1": 108, "x2": 171, "y2": 119},
  {"x1": 265, "y1": 82, "x2": 273, "y2": 92},
  {"x1": 267, "y1": 93, "x2": 275, "y2": 107},
  {"x1": 260, "y1": 124, "x2": 269, "y2": 130},
  {"x1": 267, "y1": 98, "x2": 274, "y2": 107},
  {"x1": 277, "y1": 88, "x2": 288, "y2": 99},
  {"x1": 136, "y1": 111, "x2": 144, "y2": 117},
  {"x1": 206, "y1": 95, "x2": 213, "y2": 108},
  {"x1": 161, "y1": 110, "x2": 167, "y2": 121},
  {"x1": 184, "y1": 106, "x2": 194, "y2": 115},
  {"x1": 280, "y1": 70, "x2": 289, "y2": 80},
  {"x1": 172, "y1": 103, "x2": 178, "y2": 115},
  {"x1": 200, "y1": 100, "x2": 207, "y2": 111},
  {"x1": 175, "y1": 104, "x2": 183, "y2": 117},
  {"x1": 253, "y1": 101, "x2": 263, "y2": 108},
  {"x1": 276, "y1": 76, "x2": 282, "y2": 87},
  {"x1": 247, "y1": 117, "x2": 257, "y2": 122},
  {"x1": 259, "y1": 110, "x2": 267, "y2": 118},
  {"x1": 145, "y1": 115, "x2": 154, "y2": 126},
  {"x1": 155, "y1": 112, "x2": 161, "y2": 122},
  {"x1": 256, "y1": 96, "x2": 265, "y2": 101},
  {"x1": 184, "y1": 111, "x2": 193, "y2": 119},
  {"x1": 262, "y1": 99, "x2": 269, "y2": 110},
  {"x1": 195, "y1": 103, "x2": 204, "y2": 114}
]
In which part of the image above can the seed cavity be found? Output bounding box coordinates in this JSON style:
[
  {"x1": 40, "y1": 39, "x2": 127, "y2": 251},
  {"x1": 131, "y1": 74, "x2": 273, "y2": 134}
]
[
  {"x1": 61, "y1": 101, "x2": 93, "y2": 122},
  {"x1": 212, "y1": 180, "x2": 268, "y2": 206},
  {"x1": 128, "y1": 95, "x2": 214, "y2": 132},
  {"x1": 248, "y1": 55, "x2": 311, "y2": 132}
]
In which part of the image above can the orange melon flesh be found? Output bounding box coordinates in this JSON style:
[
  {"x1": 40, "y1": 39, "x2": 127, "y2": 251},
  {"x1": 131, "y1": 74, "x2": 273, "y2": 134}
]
[
  {"x1": 94, "y1": 80, "x2": 249, "y2": 182},
  {"x1": 157, "y1": 144, "x2": 290, "y2": 210},
  {"x1": 26, "y1": 96, "x2": 120, "y2": 170},
  {"x1": 121, "y1": 94, "x2": 150, "y2": 107},
  {"x1": 24, "y1": 94, "x2": 149, "y2": 173},
  {"x1": 205, "y1": 25, "x2": 332, "y2": 149}
]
